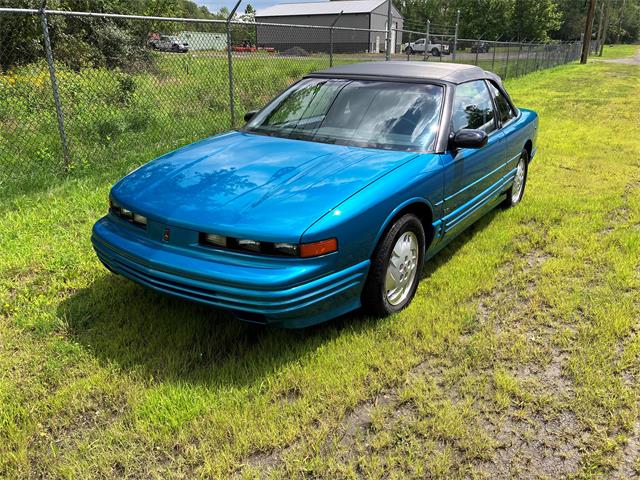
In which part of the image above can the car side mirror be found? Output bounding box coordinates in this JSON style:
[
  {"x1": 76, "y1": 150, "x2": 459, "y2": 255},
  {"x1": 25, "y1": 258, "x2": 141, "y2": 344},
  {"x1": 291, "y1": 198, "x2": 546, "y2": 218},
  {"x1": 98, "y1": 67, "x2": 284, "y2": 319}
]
[
  {"x1": 449, "y1": 129, "x2": 488, "y2": 150},
  {"x1": 244, "y1": 110, "x2": 259, "y2": 123}
]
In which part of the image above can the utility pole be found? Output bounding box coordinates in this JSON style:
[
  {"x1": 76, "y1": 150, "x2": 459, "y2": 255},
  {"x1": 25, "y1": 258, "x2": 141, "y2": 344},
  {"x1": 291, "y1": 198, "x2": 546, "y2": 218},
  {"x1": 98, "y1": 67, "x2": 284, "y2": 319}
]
[
  {"x1": 615, "y1": 0, "x2": 627, "y2": 44},
  {"x1": 580, "y1": 0, "x2": 598, "y2": 63}
]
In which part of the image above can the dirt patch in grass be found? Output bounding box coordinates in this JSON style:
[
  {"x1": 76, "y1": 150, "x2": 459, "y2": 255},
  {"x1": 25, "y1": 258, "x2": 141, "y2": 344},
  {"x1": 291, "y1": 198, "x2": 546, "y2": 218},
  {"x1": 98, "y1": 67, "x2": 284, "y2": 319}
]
[
  {"x1": 613, "y1": 417, "x2": 640, "y2": 479},
  {"x1": 233, "y1": 244, "x2": 586, "y2": 479}
]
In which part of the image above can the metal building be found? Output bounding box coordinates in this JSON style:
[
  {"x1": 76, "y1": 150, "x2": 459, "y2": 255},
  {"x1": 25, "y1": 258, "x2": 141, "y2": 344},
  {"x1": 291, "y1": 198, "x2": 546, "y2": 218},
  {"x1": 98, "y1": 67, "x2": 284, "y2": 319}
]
[
  {"x1": 255, "y1": 0, "x2": 404, "y2": 54},
  {"x1": 176, "y1": 31, "x2": 227, "y2": 51}
]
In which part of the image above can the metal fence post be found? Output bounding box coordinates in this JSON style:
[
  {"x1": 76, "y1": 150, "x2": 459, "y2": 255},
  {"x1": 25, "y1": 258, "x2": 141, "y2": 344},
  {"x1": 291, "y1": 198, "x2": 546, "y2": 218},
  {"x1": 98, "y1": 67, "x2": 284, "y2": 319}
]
[
  {"x1": 474, "y1": 35, "x2": 482, "y2": 66},
  {"x1": 226, "y1": 0, "x2": 242, "y2": 129},
  {"x1": 423, "y1": 20, "x2": 430, "y2": 61},
  {"x1": 514, "y1": 42, "x2": 522, "y2": 76},
  {"x1": 385, "y1": 0, "x2": 392, "y2": 60},
  {"x1": 491, "y1": 36, "x2": 499, "y2": 71},
  {"x1": 503, "y1": 40, "x2": 512, "y2": 79},
  {"x1": 407, "y1": 31, "x2": 411, "y2": 60},
  {"x1": 39, "y1": 1, "x2": 71, "y2": 169},
  {"x1": 452, "y1": 10, "x2": 460, "y2": 61},
  {"x1": 329, "y1": 10, "x2": 343, "y2": 67}
]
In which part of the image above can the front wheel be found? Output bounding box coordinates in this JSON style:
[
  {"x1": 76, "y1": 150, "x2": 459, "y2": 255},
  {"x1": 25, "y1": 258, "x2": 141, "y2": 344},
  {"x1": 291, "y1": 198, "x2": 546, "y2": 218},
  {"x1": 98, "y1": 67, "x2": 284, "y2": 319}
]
[
  {"x1": 362, "y1": 214, "x2": 425, "y2": 317},
  {"x1": 503, "y1": 150, "x2": 529, "y2": 208}
]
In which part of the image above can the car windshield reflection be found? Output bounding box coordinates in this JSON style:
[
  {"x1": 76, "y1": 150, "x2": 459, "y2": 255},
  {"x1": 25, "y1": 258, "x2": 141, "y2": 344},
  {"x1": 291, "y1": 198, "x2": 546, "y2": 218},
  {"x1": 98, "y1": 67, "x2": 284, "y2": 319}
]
[{"x1": 244, "y1": 79, "x2": 444, "y2": 153}]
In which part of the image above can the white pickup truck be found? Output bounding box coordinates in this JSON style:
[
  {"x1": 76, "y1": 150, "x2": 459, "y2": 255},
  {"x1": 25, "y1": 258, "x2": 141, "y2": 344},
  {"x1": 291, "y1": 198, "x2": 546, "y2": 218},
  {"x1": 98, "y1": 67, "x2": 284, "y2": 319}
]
[{"x1": 402, "y1": 38, "x2": 450, "y2": 57}]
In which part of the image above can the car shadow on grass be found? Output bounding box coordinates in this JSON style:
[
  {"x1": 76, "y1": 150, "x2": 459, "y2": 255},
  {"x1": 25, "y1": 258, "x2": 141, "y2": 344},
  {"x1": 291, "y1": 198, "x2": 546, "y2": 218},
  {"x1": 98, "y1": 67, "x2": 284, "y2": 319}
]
[{"x1": 58, "y1": 208, "x2": 501, "y2": 387}]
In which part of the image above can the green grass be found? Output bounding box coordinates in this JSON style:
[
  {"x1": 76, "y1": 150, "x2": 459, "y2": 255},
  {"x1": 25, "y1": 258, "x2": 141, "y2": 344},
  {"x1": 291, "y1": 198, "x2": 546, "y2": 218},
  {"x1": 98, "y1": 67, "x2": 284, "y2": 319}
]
[
  {"x1": 597, "y1": 43, "x2": 639, "y2": 59},
  {"x1": 1, "y1": 46, "x2": 639, "y2": 478}
]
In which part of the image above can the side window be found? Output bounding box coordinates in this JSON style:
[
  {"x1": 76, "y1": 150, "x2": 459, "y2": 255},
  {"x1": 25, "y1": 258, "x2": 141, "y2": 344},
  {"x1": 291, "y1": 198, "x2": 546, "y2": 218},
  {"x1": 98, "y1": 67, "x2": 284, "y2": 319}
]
[
  {"x1": 488, "y1": 81, "x2": 516, "y2": 125},
  {"x1": 451, "y1": 80, "x2": 496, "y2": 134}
]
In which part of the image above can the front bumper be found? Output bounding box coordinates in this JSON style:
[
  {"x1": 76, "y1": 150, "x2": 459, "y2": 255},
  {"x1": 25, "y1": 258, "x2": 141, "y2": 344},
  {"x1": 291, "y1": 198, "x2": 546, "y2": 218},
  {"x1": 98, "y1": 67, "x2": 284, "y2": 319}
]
[{"x1": 91, "y1": 217, "x2": 369, "y2": 328}]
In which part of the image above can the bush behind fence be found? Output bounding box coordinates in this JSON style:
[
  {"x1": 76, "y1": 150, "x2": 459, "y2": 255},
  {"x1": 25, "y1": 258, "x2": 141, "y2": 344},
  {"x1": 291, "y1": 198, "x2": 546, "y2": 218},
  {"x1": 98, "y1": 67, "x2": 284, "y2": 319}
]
[{"x1": 0, "y1": 8, "x2": 583, "y2": 198}]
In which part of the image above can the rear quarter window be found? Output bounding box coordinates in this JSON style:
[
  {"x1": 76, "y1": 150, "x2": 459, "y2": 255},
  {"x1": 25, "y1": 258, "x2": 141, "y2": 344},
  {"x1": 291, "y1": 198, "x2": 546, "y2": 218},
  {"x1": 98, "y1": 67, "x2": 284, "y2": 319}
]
[{"x1": 488, "y1": 82, "x2": 517, "y2": 125}]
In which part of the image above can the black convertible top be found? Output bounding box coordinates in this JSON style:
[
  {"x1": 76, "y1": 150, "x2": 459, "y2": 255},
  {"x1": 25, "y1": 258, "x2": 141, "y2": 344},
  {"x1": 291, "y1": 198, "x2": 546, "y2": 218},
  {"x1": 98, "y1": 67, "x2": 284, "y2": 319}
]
[{"x1": 309, "y1": 61, "x2": 503, "y2": 85}]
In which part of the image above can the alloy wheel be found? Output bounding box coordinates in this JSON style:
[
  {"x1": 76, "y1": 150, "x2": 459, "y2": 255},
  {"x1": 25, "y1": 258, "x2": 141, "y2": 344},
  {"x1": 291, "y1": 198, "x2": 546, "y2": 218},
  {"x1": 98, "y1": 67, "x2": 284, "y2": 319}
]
[
  {"x1": 385, "y1": 231, "x2": 419, "y2": 306},
  {"x1": 512, "y1": 157, "x2": 526, "y2": 203}
]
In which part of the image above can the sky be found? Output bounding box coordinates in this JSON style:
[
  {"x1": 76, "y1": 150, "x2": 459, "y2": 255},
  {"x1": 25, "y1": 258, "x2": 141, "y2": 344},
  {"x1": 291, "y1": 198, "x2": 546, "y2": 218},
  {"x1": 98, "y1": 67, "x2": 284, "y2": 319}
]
[{"x1": 195, "y1": 0, "x2": 313, "y2": 15}]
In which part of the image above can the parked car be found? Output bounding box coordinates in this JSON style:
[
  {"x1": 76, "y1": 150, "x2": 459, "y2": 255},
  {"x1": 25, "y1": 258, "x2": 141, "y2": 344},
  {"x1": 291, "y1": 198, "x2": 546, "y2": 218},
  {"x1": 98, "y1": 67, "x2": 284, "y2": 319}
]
[
  {"x1": 402, "y1": 38, "x2": 450, "y2": 56},
  {"x1": 92, "y1": 62, "x2": 538, "y2": 328},
  {"x1": 152, "y1": 35, "x2": 189, "y2": 53},
  {"x1": 471, "y1": 41, "x2": 491, "y2": 53}
]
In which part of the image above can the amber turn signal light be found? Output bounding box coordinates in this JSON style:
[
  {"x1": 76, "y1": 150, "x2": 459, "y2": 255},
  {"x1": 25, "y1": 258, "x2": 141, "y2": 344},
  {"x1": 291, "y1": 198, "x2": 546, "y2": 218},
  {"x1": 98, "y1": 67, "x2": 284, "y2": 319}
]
[{"x1": 300, "y1": 238, "x2": 338, "y2": 258}]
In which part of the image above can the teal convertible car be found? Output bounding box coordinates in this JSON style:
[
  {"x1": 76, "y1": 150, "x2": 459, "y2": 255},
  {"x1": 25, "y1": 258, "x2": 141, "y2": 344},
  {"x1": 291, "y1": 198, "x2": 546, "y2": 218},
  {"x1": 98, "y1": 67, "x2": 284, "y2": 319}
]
[{"x1": 92, "y1": 62, "x2": 538, "y2": 328}]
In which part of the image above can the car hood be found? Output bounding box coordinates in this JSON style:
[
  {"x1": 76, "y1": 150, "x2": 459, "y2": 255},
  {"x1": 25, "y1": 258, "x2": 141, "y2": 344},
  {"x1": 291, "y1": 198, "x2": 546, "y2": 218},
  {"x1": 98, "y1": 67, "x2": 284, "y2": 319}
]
[{"x1": 111, "y1": 131, "x2": 417, "y2": 242}]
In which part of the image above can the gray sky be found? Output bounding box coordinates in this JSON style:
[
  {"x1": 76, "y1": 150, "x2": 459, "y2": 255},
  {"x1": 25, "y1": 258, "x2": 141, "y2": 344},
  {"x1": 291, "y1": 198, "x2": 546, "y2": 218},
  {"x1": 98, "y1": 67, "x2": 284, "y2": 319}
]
[{"x1": 195, "y1": 0, "x2": 312, "y2": 14}]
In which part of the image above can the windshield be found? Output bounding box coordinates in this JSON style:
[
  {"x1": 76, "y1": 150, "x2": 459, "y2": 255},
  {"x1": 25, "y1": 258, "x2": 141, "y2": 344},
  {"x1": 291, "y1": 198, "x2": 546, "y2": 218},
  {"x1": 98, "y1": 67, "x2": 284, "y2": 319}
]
[{"x1": 244, "y1": 78, "x2": 444, "y2": 152}]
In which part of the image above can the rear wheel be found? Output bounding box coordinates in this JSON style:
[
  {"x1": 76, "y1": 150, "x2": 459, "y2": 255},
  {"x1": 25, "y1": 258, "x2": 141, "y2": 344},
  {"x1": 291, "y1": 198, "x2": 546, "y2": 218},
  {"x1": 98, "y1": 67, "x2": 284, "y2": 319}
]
[
  {"x1": 431, "y1": 47, "x2": 440, "y2": 56},
  {"x1": 503, "y1": 149, "x2": 529, "y2": 207},
  {"x1": 362, "y1": 214, "x2": 425, "y2": 317},
  {"x1": 405, "y1": 47, "x2": 414, "y2": 55}
]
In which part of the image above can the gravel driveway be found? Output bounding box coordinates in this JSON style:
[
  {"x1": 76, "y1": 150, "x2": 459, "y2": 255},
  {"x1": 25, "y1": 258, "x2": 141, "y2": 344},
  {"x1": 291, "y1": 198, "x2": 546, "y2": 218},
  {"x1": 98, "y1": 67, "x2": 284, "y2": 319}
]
[{"x1": 602, "y1": 48, "x2": 640, "y2": 64}]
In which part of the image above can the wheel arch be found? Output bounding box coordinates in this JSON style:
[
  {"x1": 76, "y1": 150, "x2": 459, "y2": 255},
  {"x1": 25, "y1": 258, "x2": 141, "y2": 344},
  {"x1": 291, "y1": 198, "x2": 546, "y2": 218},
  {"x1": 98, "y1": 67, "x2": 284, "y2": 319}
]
[
  {"x1": 370, "y1": 198, "x2": 435, "y2": 258},
  {"x1": 524, "y1": 139, "x2": 533, "y2": 160}
]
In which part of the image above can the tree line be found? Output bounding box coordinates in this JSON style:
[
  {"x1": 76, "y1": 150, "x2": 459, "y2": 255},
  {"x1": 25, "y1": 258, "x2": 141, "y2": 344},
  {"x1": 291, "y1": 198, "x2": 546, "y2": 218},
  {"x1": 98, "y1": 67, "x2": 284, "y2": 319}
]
[
  {"x1": 0, "y1": 0, "x2": 255, "y2": 70},
  {"x1": 397, "y1": 0, "x2": 639, "y2": 42},
  {"x1": 0, "y1": 0, "x2": 637, "y2": 71}
]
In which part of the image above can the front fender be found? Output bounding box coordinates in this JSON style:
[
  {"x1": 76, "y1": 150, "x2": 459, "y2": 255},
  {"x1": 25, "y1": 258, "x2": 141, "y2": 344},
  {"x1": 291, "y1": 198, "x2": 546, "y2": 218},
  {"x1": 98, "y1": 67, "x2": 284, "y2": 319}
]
[
  {"x1": 371, "y1": 197, "x2": 434, "y2": 254},
  {"x1": 301, "y1": 153, "x2": 443, "y2": 270}
]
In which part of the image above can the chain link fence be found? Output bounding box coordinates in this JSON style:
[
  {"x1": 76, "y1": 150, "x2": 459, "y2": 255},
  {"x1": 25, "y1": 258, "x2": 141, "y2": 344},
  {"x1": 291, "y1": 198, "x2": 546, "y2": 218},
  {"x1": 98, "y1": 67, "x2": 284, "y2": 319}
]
[{"x1": 0, "y1": 7, "x2": 582, "y2": 196}]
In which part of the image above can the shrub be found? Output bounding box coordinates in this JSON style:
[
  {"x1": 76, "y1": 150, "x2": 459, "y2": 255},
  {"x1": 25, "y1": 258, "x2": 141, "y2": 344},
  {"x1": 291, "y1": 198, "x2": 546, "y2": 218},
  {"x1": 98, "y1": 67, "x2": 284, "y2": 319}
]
[{"x1": 93, "y1": 23, "x2": 152, "y2": 71}]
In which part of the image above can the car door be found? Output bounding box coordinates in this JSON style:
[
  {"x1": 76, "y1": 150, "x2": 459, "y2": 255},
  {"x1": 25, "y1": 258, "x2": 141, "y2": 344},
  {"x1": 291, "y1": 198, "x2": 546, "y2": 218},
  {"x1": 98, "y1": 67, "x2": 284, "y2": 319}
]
[
  {"x1": 440, "y1": 80, "x2": 505, "y2": 233},
  {"x1": 414, "y1": 39, "x2": 425, "y2": 52},
  {"x1": 487, "y1": 80, "x2": 524, "y2": 170}
]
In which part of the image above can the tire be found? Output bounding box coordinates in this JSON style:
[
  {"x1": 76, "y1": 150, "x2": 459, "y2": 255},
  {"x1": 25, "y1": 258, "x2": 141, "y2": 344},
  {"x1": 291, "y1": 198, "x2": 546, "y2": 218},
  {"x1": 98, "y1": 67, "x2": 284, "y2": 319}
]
[
  {"x1": 503, "y1": 149, "x2": 529, "y2": 208},
  {"x1": 362, "y1": 214, "x2": 426, "y2": 317},
  {"x1": 431, "y1": 47, "x2": 440, "y2": 57},
  {"x1": 405, "y1": 47, "x2": 414, "y2": 55}
]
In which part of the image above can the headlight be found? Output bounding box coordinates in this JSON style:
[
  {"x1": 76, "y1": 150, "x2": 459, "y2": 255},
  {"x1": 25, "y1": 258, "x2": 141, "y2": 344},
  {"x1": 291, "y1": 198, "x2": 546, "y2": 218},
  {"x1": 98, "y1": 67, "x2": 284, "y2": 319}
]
[
  {"x1": 273, "y1": 242, "x2": 299, "y2": 256},
  {"x1": 238, "y1": 239, "x2": 261, "y2": 252},
  {"x1": 109, "y1": 197, "x2": 147, "y2": 229},
  {"x1": 133, "y1": 213, "x2": 147, "y2": 227},
  {"x1": 204, "y1": 233, "x2": 227, "y2": 247},
  {"x1": 199, "y1": 232, "x2": 337, "y2": 258}
]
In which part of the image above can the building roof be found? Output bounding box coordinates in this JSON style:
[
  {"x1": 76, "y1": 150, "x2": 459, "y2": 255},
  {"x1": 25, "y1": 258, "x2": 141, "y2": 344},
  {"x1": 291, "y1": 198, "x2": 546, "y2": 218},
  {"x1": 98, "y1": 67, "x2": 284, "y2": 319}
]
[
  {"x1": 309, "y1": 61, "x2": 502, "y2": 85},
  {"x1": 256, "y1": 0, "x2": 387, "y2": 17}
]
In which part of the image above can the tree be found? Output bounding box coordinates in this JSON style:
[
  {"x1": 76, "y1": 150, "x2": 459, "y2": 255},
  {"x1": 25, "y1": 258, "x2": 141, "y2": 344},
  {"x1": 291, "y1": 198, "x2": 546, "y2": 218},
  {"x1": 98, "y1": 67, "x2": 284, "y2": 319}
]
[
  {"x1": 511, "y1": 0, "x2": 562, "y2": 40},
  {"x1": 456, "y1": 0, "x2": 514, "y2": 39},
  {"x1": 609, "y1": 0, "x2": 640, "y2": 42},
  {"x1": 553, "y1": 0, "x2": 589, "y2": 40}
]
